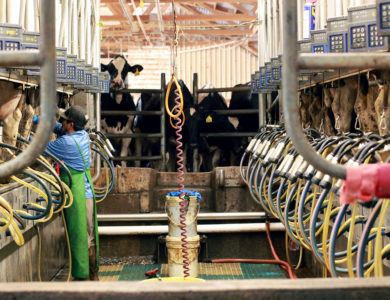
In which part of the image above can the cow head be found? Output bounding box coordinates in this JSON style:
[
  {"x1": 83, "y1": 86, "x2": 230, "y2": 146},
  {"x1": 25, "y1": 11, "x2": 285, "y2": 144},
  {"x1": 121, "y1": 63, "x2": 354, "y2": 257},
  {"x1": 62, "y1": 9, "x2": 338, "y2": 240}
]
[{"x1": 101, "y1": 55, "x2": 143, "y2": 89}]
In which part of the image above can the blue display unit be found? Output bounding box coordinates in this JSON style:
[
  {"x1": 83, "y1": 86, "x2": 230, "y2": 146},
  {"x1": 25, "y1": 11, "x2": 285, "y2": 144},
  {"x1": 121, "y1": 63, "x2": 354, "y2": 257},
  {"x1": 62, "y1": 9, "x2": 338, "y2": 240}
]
[
  {"x1": 270, "y1": 56, "x2": 281, "y2": 85},
  {"x1": 55, "y1": 48, "x2": 67, "y2": 80},
  {"x1": 0, "y1": 23, "x2": 22, "y2": 51},
  {"x1": 99, "y1": 72, "x2": 110, "y2": 94},
  {"x1": 22, "y1": 31, "x2": 40, "y2": 75},
  {"x1": 348, "y1": 4, "x2": 389, "y2": 51},
  {"x1": 376, "y1": 0, "x2": 390, "y2": 35},
  {"x1": 75, "y1": 59, "x2": 86, "y2": 88},
  {"x1": 327, "y1": 16, "x2": 348, "y2": 53},
  {"x1": 310, "y1": 29, "x2": 328, "y2": 53}
]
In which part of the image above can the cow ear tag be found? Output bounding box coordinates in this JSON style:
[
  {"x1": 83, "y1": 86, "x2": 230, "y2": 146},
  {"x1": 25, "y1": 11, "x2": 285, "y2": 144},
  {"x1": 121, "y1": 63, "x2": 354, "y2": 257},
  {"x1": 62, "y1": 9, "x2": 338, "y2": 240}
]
[
  {"x1": 206, "y1": 115, "x2": 213, "y2": 123},
  {"x1": 135, "y1": 68, "x2": 140, "y2": 76}
]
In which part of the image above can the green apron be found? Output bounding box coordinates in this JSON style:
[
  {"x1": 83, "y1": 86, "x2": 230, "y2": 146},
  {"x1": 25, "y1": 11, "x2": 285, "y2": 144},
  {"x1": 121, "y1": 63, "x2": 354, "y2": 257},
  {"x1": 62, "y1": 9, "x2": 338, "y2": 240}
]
[{"x1": 60, "y1": 137, "x2": 100, "y2": 279}]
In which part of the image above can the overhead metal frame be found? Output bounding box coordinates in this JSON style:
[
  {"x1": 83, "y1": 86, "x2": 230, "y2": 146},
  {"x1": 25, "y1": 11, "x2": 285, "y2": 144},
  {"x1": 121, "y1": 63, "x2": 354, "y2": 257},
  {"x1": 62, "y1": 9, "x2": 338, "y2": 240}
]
[
  {"x1": 0, "y1": 0, "x2": 55, "y2": 179},
  {"x1": 282, "y1": 0, "x2": 350, "y2": 179}
]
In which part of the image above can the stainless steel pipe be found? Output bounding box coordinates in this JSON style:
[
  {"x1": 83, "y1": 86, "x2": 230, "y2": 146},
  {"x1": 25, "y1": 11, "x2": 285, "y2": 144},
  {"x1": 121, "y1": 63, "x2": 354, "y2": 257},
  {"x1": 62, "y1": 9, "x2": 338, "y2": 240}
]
[
  {"x1": 93, "y1": 93, "x2": 101, "y2": 183},
  {"x1": 97, "y1": 212, "x2": 267, "y2": 222},
  {"x1": 0, "y1": 0, "x2": 56, "y2": 179},
  {"x1": 0, "y1": 51, "x2": 42, "y2": 66},
  {"x1": 282, "y1": 0, "x2": 346, "y2": 179},
  {"x1": 98, "y1": 222, "x2": 285, "y2": 235},
  {"x1": 299, "y1": 53, "x2": 390, "y2": 70}
]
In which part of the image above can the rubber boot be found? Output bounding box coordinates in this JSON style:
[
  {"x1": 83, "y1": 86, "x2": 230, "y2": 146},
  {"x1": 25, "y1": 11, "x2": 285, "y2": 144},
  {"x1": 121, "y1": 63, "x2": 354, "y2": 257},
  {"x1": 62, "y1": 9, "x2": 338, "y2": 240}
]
[
  {"x1": 72, "y1": 277, "x2": 89, "y2": 281},
  {"x1": 89, "y1": 246, "x2": 99, "y2": 281}
]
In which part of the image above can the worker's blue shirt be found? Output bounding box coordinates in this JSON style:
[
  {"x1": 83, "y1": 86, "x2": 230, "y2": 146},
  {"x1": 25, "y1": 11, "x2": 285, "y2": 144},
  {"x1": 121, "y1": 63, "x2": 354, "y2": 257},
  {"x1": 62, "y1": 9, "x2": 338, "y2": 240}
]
[{"x1": 46, "y1": 122, "x2": 93, "y2": 198}]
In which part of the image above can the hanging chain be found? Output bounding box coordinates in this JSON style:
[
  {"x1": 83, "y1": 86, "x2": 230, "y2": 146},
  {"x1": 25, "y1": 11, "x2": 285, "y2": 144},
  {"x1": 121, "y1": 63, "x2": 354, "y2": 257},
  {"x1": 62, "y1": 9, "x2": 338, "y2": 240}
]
[{"x1": 171, "y1": 0, "x2": 179, "y2": 76}]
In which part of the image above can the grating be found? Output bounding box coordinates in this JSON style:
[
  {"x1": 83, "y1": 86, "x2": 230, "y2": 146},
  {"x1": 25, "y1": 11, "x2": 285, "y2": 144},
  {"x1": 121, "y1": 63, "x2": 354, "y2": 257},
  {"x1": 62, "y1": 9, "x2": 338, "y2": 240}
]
[{"x1": 97, "y1": 263, "x2": 286, "y2": 281}]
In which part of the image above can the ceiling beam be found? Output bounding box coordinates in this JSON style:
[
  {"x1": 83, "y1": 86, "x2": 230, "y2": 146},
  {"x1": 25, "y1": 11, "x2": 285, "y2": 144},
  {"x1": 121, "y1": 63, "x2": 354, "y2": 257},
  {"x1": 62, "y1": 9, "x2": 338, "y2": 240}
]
[
  {"x1": 102, "y1": 28, "x2": 254, "y2": 36},
  {"x1": 100, "y1": 0, "x2": 258, "y2": 51},
  {"x1": 194, "y1": 2, "x2": 237, "y2": 35},
  {"x1": 101, "y1": 13, "x2": 256, "y2": 22},
  {"x1": 241, "y1": 44, "x2": 258, "y2": 56},
  {"x1": 229, "y1": 3, "x2": 251, "y2": 14},
  {"x1": 130, "y1": 0, "x2": 152, "y2": 45},
  {"x1": 102, "y1": 29, "x2": 254, "y2": 37},
  {"x1": 118, "y1": 0, "x2": 134, "y2": 33},
  {"x1": 101, "y1": 0, "x2": 258, "y2": 4},
  {"x1": 100, "y1": 39, "x2": 244, "y2": 49},
  {"x1": 154, "y1": 0, "x2": 164, "y2": 33},
  {"x1": 143, "y1": 2, "x2": 156, "y2": 14}
]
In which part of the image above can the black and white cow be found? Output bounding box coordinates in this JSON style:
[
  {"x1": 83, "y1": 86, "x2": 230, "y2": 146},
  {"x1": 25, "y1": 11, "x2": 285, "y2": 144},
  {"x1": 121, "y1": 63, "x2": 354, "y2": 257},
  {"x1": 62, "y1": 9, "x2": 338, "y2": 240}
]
[
  {"x1": 133, "y1": 92, "x2": 162, "y2": 169},
  {"x1": 100, "y1": 55, "x2": 143, "y2": 166},
  {"x1": 229, "y1": 83, "x2": 260, "y2": 156},
  {"x1": 133, "y1": 79, "x2": 195, "y2": 171},
  {"x1": 165, "y1": 79, "x2": 195, "y2": 171},
  {"x1": 229, "y1": 83, "x2": 259, "y2": 132},
  {"x1": 190, "y1": 87, "x2": 240, "y2": 171}
]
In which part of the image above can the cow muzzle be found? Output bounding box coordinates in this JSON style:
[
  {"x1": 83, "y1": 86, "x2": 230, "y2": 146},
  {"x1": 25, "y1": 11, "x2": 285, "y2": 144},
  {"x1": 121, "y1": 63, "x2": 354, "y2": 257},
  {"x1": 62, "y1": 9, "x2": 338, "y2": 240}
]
[{"x1": 110, "y1": 79, "x2": 124, "y2": 89}]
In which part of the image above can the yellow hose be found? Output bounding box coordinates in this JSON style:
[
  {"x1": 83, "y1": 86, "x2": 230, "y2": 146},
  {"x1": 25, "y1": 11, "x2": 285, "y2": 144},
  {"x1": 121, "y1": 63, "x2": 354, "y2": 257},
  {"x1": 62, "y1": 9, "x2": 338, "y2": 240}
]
[
  {"x1": 374, "y1": 199, "x2": 389, "y2": 277},
  {"x1": 346, "y1": 201, "x2": 358, "y2": 277},
  {"x1": 165, "y1": 75, "x2": 183, "y2": 118}
]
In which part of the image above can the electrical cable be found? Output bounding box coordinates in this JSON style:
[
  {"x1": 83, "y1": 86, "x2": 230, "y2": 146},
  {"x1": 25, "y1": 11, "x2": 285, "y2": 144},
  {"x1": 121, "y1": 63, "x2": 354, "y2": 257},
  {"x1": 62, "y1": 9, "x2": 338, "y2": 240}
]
[{"x1": 165, "y1": 0, "x2": 189, "y2": 277}]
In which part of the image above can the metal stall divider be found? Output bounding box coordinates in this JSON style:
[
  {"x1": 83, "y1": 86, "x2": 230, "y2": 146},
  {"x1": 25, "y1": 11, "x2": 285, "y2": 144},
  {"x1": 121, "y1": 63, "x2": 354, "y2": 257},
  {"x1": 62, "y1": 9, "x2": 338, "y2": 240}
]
[
  {"x1": 192, "y1": 73, "x2": 260, "y2": 136},
  {"x1": 100, "y1": 73, "x2": 166, "y2": 167}
]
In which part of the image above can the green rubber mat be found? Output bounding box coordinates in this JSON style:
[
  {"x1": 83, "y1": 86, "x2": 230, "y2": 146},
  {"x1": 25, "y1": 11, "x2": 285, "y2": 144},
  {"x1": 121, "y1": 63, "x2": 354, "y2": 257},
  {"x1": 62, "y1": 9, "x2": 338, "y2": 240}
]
[{"x1": 98, "y1": 263, "x2": 286, "y2": 281}]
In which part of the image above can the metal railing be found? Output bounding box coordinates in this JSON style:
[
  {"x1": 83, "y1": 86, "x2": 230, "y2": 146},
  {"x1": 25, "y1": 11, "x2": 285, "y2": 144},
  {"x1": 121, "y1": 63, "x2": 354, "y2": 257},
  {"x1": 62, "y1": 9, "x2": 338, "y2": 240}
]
[
  {"x1": 100, "y1": 73, "x2": 166, "y2": 164},
  {"x1": 101, "y1": 72, "x2": 263, "y2": 166},
  {"x1": 282, "y1": 0, "x2": 376, "y2": 180},
  {"x1": 0, "y1": 0, "x2": 56, "y2": 179},
  {"x1": 192, "y1": 73, "x2": 261, "y2": 139}
]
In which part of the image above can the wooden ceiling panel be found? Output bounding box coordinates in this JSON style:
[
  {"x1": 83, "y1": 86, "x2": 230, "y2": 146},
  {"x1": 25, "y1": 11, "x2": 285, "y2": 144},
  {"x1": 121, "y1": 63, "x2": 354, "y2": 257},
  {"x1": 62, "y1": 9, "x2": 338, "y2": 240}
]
[{"x1": 100, "y1": 1, "x2": 258, "y2": 57}]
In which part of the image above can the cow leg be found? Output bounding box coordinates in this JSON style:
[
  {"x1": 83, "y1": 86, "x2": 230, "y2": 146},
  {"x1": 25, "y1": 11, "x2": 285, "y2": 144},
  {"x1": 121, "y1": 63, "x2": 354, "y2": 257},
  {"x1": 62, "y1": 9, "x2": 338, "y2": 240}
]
[
  {"x1": 340, "y1": 77, "x2": 358, "y2": 133},
  {"x1": 192, "y1": 146, "x2": 200, "y2": 172},
  {"x1": 17, "y1": 101, "x2": 34, "y2": 150},
  {"x1": 0, "y1": 82, "x2": 23, "y2": 121},
  {"x1": 170, "y1": 144, "x2": 182, "y2": 172},
  {"x1": 161, "y1": 151, "x2": 169, "y2": 172},
  {"x1": 179, "y1": 146, "x2": 187, "y2": 171},
  {"x1": 2, "y1": 93, "x2": 24, "y2": 163},
  {"x1": 166, "y1": 146, "x2": 176, "y2": 172},
  {"x1": 211, "y1": 148, "x2": 221, "y2": 170},
  {"x1": 134, "y1": 128, "x2": 142, "y2": 168},
  {"x1": 120, "y1": 137, "x2": 132, "y2": 168}
]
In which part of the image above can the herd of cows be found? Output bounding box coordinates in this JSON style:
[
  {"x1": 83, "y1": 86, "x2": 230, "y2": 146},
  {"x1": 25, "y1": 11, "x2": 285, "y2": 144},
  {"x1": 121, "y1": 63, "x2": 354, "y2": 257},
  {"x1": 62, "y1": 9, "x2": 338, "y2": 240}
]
[
  {"x1": 1, "y1": 55, "x2": 388, "y2": 173},
  {"x1": 299, "y1": 71, "x2": 390, "y2": 138},
  {"x1": 97, "y1": 56, "x2": 390, "y2": 172},
  {"x1": 100, "y1": 55, "x2": 259, "y2": 172}
]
